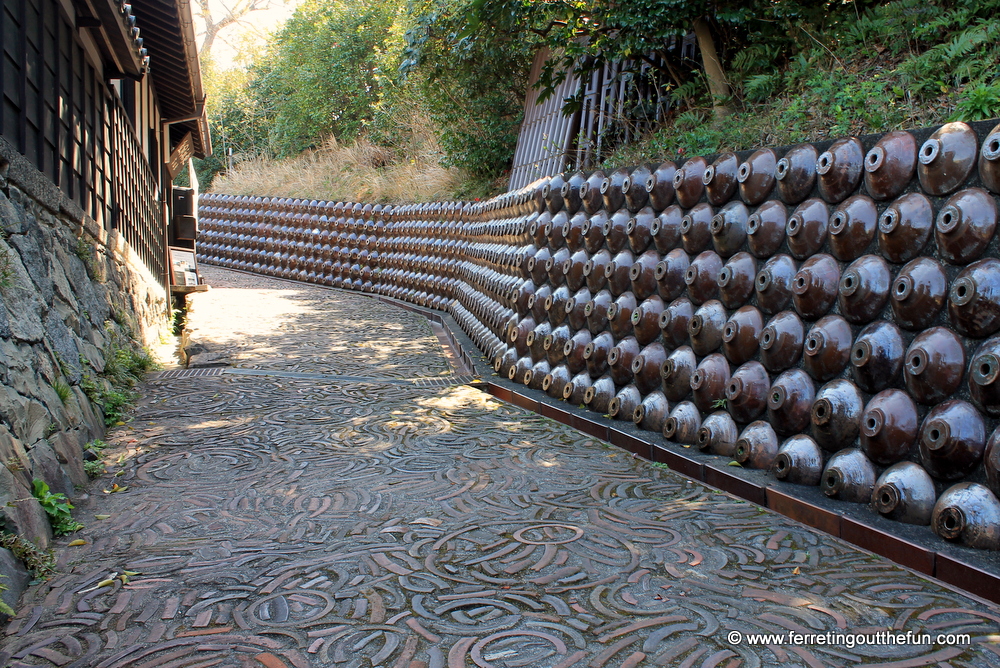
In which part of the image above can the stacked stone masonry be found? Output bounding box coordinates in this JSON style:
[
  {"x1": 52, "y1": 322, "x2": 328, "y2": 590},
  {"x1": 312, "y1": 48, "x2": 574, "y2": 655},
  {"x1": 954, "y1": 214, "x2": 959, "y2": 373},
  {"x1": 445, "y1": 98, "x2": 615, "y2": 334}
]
[{"x1": 198, "y1": 118, "x2": 1000, "y2": 556}]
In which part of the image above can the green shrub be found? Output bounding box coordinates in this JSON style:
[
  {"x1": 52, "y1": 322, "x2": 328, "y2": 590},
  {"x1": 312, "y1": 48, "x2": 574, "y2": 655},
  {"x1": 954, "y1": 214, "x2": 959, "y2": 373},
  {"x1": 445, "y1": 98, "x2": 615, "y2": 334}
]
[
  {"x1": 31, "y1": 479, "x2": 83, "y2": 536},
  {"x1": 84, "y1": 460, "x2": 106, "y2": 477}
]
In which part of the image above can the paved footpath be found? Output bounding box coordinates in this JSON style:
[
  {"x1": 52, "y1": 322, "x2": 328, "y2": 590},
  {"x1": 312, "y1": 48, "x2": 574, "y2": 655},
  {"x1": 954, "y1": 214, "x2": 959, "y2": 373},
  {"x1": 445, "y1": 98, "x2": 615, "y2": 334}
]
[{"x1": 3, "y1": 266, "x2": 1000, "y2": 668}]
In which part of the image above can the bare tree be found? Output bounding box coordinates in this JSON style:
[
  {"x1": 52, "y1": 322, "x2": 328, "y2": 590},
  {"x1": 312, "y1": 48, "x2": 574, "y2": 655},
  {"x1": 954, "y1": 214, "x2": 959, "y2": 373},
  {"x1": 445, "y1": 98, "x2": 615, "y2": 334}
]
[{"x1": 195, "y1": 0, "x2": 279, "y2": 58}]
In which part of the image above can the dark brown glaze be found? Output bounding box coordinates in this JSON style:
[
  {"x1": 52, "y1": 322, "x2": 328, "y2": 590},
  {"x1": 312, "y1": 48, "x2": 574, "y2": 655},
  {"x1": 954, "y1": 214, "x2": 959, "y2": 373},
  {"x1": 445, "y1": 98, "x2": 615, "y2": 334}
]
[
  {"x1": 494, "y1": 347, "x2": 518, "y2": 378},
  {"x1": 661, "y1": 345, "x2": 697, "y2": 401},
  {"x1": 663, "y1": 401, "x2": 701, "y2": 444},
  {"x1": 563, "y1": 370, "x2": 593, "y2": 405},
  {"x1": 607, "y1": 291, "x2": 638, "y2": 339},
  {"x1": 526, "y1": 321, "x2": 553, "y2": 362},
  {"x1": 760, "y1": 310, "x2": 805, "y2": 373},
  {"x1": 696, "y1": 411, "x2": 739, "y2": 457},
  {"x1": 632, "y1": 342, "x2": 668, "y2": 394},
  {"x1": 515, "y1": 279, "x2": 536, "y2": 317},
  {"x1": 890, "y1": 257, "x2": 947, "y2": 331},
  {"x1": 651, "y1": 205, "x2": 683, "y2": 253},
  {"x1": 690, "y1": 353, "x2": 731, "y2": 414},
  {"x1": 673, "y1": 156, "x2": 708, "y2": 208},
  {"x1": 726, "y1": 361, "x2": 770, "y2": 423},
  {"x1": 722, "y1": 305, "x2": 763, "y2": 366},
  {"x1": 980, "y1": 122, "x2": 1000, "y2": 195},
  {"x1": 629, "y1": 250, "x2": 661, "y2": 300},
  {"x1": 631, "y1": 295, "x2": 666, "y2": 346},
  {"x1": 584, "y1": 374, "x2": 616, "y2": 413},
  {"x1": 527, "y1": 246, "x2": 551, "y2": 285},
  {"x1": 564, "y1": 249, "x2": 590, "y2": 292},
  {"x1": 969, "y1": 336, "x2": 1000, "y2": 417},
  {"x1": 904, "y1": 326, "x2": 965, "y2": 405},
  {"x1": 584, "y1": 289, "x2": 613, "y2": 334},
  {"x1": 864, "y1": 130, "x2": 917, "y2": 201},
  {"x1": 608, "y1": 384, "x2": 642, "y2": 420},
  {"x1": 688, "y1": 299, "x2": 727, "y2": 356},
  {"x1": 604, "y1": 249, "x2": 635, "y2": 296},
  {"x1": 608, "y1": 336, "x2": 641, "y2": 385},
  {"x1": 633, "y1": 390, "x2": 670, "y2": 432},
  {"x1": 508, "y1": 355, "x2": 533, "y2": 384},
  {"x1": 816, "y1": 137, "x2": 863, "y2": 204},
  {"x1": 811, "y1": 379, "x2": 864, "y2": 452},
  {"x1": 917, "y1": 121, "x2": 978, "y2": 196},
  {"x1": 802, "y1": 315, "x2": 853, "y2": 382},
  {"x1": 772, "y1": 435, "x2": 824, "y2": 486},
  {"x1": 704, "y1": 152, "x2": 739, "y2": 205},
  {"x1": 935, "y1": 187, "x2": 997, "y2": 264},
  {"x1": 877, "y1": 192, "x2": 933, "y2": 263},
  {"x1": 775, "y1": 143, "x2": 818, "y2": 204},
  {"x1": 508, "y1": 315, "x2": 536, "y2": 357},
  {"x1": 850, "y1": 320, "x2": 905, "y2": 393},
  {"x1": 791, "y1": 253, "x2": 840, "y2": 320},
  {"x1": 543, "y1": 324, "x2": 572, "y2": 365},
  {"x1": 529, "y1": 212, "x2": 551, "y2": 246},
  {"x1": 625, "y1": 165, "x2": 652, "y2": 212},
  {"x1": 680, "y1": 203, "x2": 714, "y2": 254},
  {"x1": 710, "y1": 201, "x2": 749, "y2": 257},
  {"x1": 544, "y1": 174, "x2": 566, "y2": 214},
  {"x1": 838, "y1": 254, "x2": 891, "y2": 324},
  {"x1": 627, "y1": 207, "x2": 656, "y2": 253},
  {"x1": 562, "y1": 329, "x2": 593, "y2": 374},
  {"x1": 517, "y1": 243, "x2": 537, "y2": 280},
  {"x1": 560, "y1": 171, "x2": 587, "y2": 214},
  {"x1": 655, "y1": 248, "x2": 690, "y2": 301},
  {"x1": 581, "y1": 171, "x2": 606, "y2": 215},
  {"x1": 931, "y1": 483, "x2": 1000, "y2": 550},
  {"x1": 604, "y1": 208, "x2": 632, "y2": 254},
  {"x1": 786, "y1": 198, "x2": 829, "y2": 260},
  {"x1": 524, "y1": 359, "x2": 551, "y2": 390},
  {"x1": 821, "y1": 448, "x2": 876, "y2": 503},
  {"x1": 659, "y1": 297, "x2": 695, "y2": 348},
  {"x1": 755, "y1": 254, "x2": 797, "y2": 314},
  {"x1": 873, "y1": 462, "x2": 936, "y2": 525},
  {"x1": 746, "y1": 200, "x2": 787, "y2": 258},
  {"x1": 646, "y1": 160, "x2": 677, "y2": 210},
  {"x1": 735, "y1": 421, "x2": 780, "y2": 470},
  {"x1": 828, "y1": 194, "x2": 877, "y2": 262},
  {"x1": 546, "y1": 212, "x2": 568, "y2": 249},
  {"x1": 584, "y1": 331, "x2": 615, "y2": 377},
  {"x1": 987, "y1": 427, "x2": 1000, "y2": 497},
  {"x1": 545, "y1": 247, "x2": 570, "y2": 287},
  {"x1": 562, "y1": 210, "x2": 588, "y2": 252},
  {"x1": 718, "y1": 252, "x2": 756, "y2": 309},
  {"x1": 861, "y1": 389, "x2": 919, "y2": 466},
  {"x1": 684, "y1": 250, "x2": 723, "y2": 304},
  {"x1": 584, "y1": 249, "x2": 611, "y2": 293},
  {"x1": 919, "y1": 400, "x2": 986, "y2": 480},
  {"x1": 542, "y1": 364, "x2": 572, "y2": 399},
  {"x1": 583, "y1": 211, "x2": 608, "y2": 253},
  {"x1": 544, "y1": 285, "x2": 571, "y2": 327},
  {"x1": 949, "y1": 258, "x2": 1000, "y2": 338},
  {"x1": 738, "y1": 148, "x2": 777, "y2": 205},
  {"x1": 768, "y1": 369, "x2": 816, "y2": 435}
]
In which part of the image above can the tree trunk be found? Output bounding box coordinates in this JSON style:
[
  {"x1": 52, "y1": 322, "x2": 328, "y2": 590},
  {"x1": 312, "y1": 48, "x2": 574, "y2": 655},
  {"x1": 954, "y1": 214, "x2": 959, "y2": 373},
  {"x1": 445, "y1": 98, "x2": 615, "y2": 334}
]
[{"x1": 692, "y1": 17, "x2": 731, "y2": 120}]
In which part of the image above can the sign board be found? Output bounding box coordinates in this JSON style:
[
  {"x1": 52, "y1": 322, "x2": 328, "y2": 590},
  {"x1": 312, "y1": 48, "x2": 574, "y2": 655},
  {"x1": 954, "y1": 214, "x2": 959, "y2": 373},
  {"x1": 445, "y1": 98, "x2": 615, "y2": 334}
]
[
  {"x1": 166, "y1": 132, "x2": 195, "y2": 180},
  {"x1": 169, "y1": 247, "x2": 200, "y2": 287}
]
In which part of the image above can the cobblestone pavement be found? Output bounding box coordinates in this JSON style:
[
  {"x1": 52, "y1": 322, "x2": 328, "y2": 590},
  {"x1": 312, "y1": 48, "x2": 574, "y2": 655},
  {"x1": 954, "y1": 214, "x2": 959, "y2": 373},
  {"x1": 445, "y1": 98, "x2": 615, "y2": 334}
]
[{"x1": 3, "y1": 266, "x2": 1000, "y2": 668}]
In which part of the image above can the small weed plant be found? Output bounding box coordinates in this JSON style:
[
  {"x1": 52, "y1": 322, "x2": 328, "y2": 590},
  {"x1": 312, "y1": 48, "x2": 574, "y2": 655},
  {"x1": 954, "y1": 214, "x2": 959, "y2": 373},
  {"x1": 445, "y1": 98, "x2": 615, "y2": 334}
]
[
  {"x1": 84, "y1": 460, "x2": 106, "y2": 477},
  {"x1": 53, "y1": 380, "x2": 72, "y2": 404},
  {"x1": 31, "y1": 479, "x2": 83, "y2": 536}
]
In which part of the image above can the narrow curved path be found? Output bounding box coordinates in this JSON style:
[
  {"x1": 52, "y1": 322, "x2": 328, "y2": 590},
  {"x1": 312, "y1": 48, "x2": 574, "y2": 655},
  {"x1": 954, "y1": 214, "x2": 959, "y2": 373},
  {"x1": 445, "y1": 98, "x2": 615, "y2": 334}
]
[{"x1": 3, "y1": 266, "x2": 999, "y2": 668}]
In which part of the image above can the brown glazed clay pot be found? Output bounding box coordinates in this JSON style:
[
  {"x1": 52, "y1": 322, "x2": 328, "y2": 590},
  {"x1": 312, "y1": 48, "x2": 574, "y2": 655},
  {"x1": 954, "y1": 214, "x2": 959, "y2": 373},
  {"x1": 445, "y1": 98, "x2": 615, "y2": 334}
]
[
  {"x1": 608, "y1": 336, "x2": 641, "y2": 385},
  {"x1": 775, "y1": 144, "x2": 818, "y2": 205},
  {"x1": 759, "y1": 310, "x2": 804, "y2": 373},
  {"x1": 674, "y1": 157, "x2": 707, "y2": 208},
  {"x1": 821, "y1": 448, "x2": 876, "y2": 503},
  {"x1": 970, "y1": 336, "x2": 1000, "y2": 417},
  {"x1": 526, "y1": 322, "x2": 553, "y2": 362},
  {"x1": 722, "y1": 305, "x2": 764, "y2": 366},
  {"x1": 527, "y1": 247, "x2": 551, "y2": 286},
  {"x1": 608, "y1": 291, "x2": 638, "y2": 339},
  {"x1": 904, "y1": 326, "x2": 965, "y2": 405},
  {"x1": 802, "y1": 315, "x2": 853, "y2": 382},
  {"x1": 816, "y1": 137, "x2": 863, "y2": 203},
  {"x1": 564, "y1": 249, "x2": 590, "y2": 292},
  {"x1": 563, "y1": 370, "x2": 593, "y2": 405},
  {"x1": 585, "y1": 290, "x2": 613, "y2": 334},
  {"x1": 919, "y1": 400, "x2": 986, "y2": 480},
  {"x1": 542, "y1": 364, "x2": 572, "y2": 399},
  {"x1": 860, "y1": 389, "x2": 919, "y2": 466},
  {"x1": 625, "y1": 165, "x2": 651, "y2": 212},
  {"x1": 663, "y1": 401, "x2": 701, "y2": 444},
  {"x1": 515, "y1": 279, "x2": 536, "y2": 317},
  {"x1": 632, "y1": 342, "x2": 667, "y2": 394},
  {"x1": 934, "y1": 187, "x2": 997, "y2": 265},
  {"x1": 684, "y1": 251, "x2": 723, "y2": 305},
  {"x1": 864, "y1": 130, "x2": 917, "y2": 201},
  {"x1": 755, "y1": 254, "x2": 797, "y2": 314},
  {"x1": 688, "y1": 300, "x2": 727, "y2": 356},
  {"x1": 828, "y1": 194, "x2": 877, "y2": 262},
  {"x1": 608, "y1": 384, "x2": 642, "y2": 420},
  {"x1": 562, "y1": 329, "x2": 592, "y2": 374},
  {"x1": 746, "y1": 200, "x2": 787, "y2": 258},
  {"x1": 696, "y1": 411, "x2": 739, "y2": 456},
  {"x1": 690, "y1": 353, "x2": 731, "y2": 413},
  {"x1": 718, "y1": 252, "x2": 756, "y2": 310},
  {"x1": 734, "y1": 421, "x2": 779, "y2": 470},
  {"x1": 543, "y1": 324, "x2": 572, "y2": 365},
  {"x1": 585, "y1": 375, "x2": 616, "y2": 413},
  {"x1": 581, "y1": 171, "x2": 606, "y2": 215},
  {"x1": 627, "y1": 207, "x2": 656, "y2": 253},
  {"x1": 726, "y1": 361, "x2": 770, "y2": 423},
  {"x1": 605, "y1": 250, "x2": 636, "y2": 297},
  {"x1": 980, "y1": 122, "x2": 1000, "y2": 195},
  {"x1": 544, "y1": 285, "x2": 571, "y2": 326},
  {"x1": 917, "y1": 121, "x2": 978, "y2": 196},
  {"x1": 494, "y1": 347, "x2": 518, "y2": 378},
  {"x1": 523, "y1": 359, "x2": 551, "y2": 390},
  {"x1": 772, "y1": 435, "x2": 824, "y2": 486},
  {"x1": 661, "y1": 346, "x2": 697, "y2": 402},
  {"x1": 584, "y1": 249, "x2": 612, "y2": 293},
  {"x1": 508, "y1": 355, "x2": 533, "y2": 384},
  {"x1": 546, "y1": 216, "x2": 568, "y2": 250},
  {"x1": 584, "y1": 331, "x2": 615, "y2": 377},
  {"x1": 838, "y1": 254, "x2": 891, "y2": 324},
  {"x1": 563, "y1": 210, "x2": 588, "y2": 252},
  {"x1": 659, "y1": 298, "x2": 695, "y2": 348},
  {"x1": 646, "y1": 161, "x2": 678, "y2": 211},
  {"x1": 811, "y1": 379, "x2": 864, "y2": 452},
  {"x1": 948, "y1": 258, "x2": 1000, "y2": 338},
  {"x1": 768, "y1": 369, "x2": 816, "y2": 435},
  {"x1": 566, "y1": 287, "x2": 593, "y2": 330},
  {"x1": 738, "y1": 149, "x2": 777, "y2": 205},
  {"x1": 651, "y1": 205, "x2": 683, "y2": 253},
  {"x1": 604, "y1": 208, "x2": 631, "y2": 254},
  {"x1": 791, "y1": 254, "x2": 840, "y2": 320},
  {"x1": 583, "y1": 212, "x2": 608, "y2": 253},
  {"x1": 655, "y1": 249, "x2": 690, "y2": 302},
  {"x1": 704, "y1": 152, "x2": 739, "y2": 205},
  {"x1": 680, "y1": 203, "x2": 714, "y2": 254},
  {"x1": 890, "y1": 257, "x2": 947, "y2": 331},
  {"x1": 561, "y1": 172, "x2": 587, "y2": 215},
  {"x1": 873, "y1": 461, "x2": 936, "y2": 525},
  {"x1": 508, "y1": 315, "x2": 536, "y2": 357},
  {"x1": 633, "y1": 390, "x2": 670, "y2": 432},
  {"x1": 786, "y1": 198, "x2": 829, "y2": 260},
  {"x1": 850, "y1": 320, "x2": 905, "y2": 393},
  {"x1": 877, "y1": 192, "x2": 933, "y2": 263},
  {"x1": 630, "y1": 250, "x2": 661, "y2": 300},
  {"x1": 987, "y1": 426, "x2": 1000, "y2": 497},
  {"x1": 711, "y1": 201, "x2": 749, "y2": 257},
  {"x1": 931, "y1": 483, "x2": 1000, "y2": 550},
  {"x1": 631, "y1": 295, "x2": 665, "y2": 345}
]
